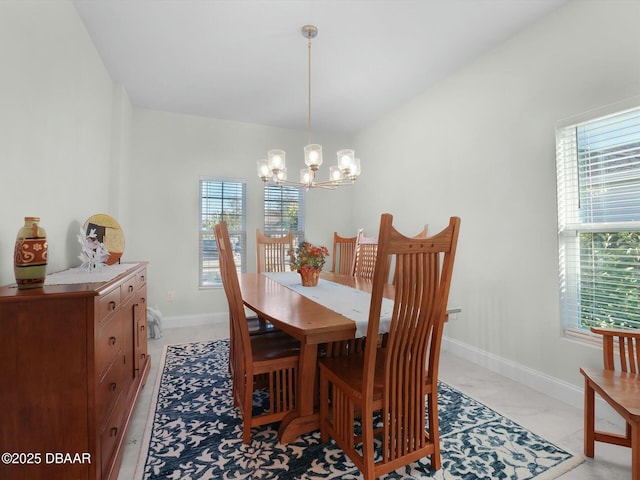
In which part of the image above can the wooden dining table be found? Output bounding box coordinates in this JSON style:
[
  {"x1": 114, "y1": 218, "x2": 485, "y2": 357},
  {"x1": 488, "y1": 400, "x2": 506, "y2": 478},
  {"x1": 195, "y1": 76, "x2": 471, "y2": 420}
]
[
  {"x1": 238, "y1": 271, "x2": 395, "y2": 443},
  {"x1": 238, "y1": 271, "x2": 459, "y2": 443}
]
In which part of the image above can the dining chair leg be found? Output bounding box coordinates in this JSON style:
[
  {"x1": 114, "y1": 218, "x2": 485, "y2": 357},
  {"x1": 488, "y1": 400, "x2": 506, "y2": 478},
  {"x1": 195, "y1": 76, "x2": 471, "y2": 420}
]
[
  {"x1": 427, "y1": 391, "x2": 441, "y2": 470},
  {"x1": 584, "y1": 378, "x2": 595, "y2": 458},
  {"x1": 632, "y1": 422, "x2": 639, "y2": 480},
  {"x1": 243, "y1": 385, "x2": 253, "y2": 444},
  {"x1": 362, "y1": 413, "x2": 376, "y2": 480},
  {"x1": 319, "y1": 370, "x2": 329, "y2": 443}
]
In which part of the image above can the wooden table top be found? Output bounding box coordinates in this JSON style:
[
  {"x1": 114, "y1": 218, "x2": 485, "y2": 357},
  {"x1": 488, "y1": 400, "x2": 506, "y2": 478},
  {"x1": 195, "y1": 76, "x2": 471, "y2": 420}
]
[{"x1": 238, "y1": 271, "x2": 362, "y2": 344}]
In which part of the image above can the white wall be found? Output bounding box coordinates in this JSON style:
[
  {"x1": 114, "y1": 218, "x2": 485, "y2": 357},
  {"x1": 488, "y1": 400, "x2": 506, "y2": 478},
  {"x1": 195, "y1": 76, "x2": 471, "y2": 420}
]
[
  {"x1": 352, "y1": 0, "x2": 640, "y2": 388},
  {"x1": 0, "y1": 1, "x2": 124, "y2": 286},
  {"x1": 127, "y1": 108, "x2": 354, "y2": 318}
]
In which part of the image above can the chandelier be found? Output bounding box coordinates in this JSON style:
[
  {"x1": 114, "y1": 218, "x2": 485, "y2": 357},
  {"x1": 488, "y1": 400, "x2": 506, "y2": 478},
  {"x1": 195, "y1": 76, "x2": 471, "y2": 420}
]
[{"x1": 257, "y1": 25, "x2": 361, "y2": 190}]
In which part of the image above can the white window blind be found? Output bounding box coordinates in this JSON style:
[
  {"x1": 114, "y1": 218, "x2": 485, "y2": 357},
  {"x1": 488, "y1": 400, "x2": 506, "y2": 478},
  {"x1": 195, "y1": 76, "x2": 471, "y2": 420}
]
[
  {"x1": 556, "y1": 106, "x2": 640, "y2": 332},
  {"x1": 264, "y1": 185, "x2": 305, "y2": 247},
  {"x1": 199, "y1": 178, "x2": 246, "y2": 287}
]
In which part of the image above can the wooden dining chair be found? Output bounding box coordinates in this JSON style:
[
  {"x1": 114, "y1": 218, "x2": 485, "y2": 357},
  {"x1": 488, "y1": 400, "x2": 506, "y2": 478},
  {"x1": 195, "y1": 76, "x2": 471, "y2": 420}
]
[
  {"x1": 256, "y1": 229, "x2": 293, "y2": 273},
  {"x1": 325, "y1": 229, "x2": 377, "y2": 358},
  {"x1": 580, "y1": 327, "x2": 640, "y2": 480},
  {"x1": 319, "y1": 214, "x2": 461, "y2": 480},
  {"x1": 351, "y1": 229, "x2": 377, "y2": 280},
  {"x1": 331, "y1": 232, "x2": 357, "y2": 274},
  {"x1": 252, "y1": 228, "x2": 293, "y2": 334},
  {"x1": 352, "y1": 229, "x2": 392, "y2": 282},
  {"x1": 215, "y1": 221, "x2": 300, "y2": 443},
  {"x1": 328, "y1": 225, "x2": 428, "y2": 357}
]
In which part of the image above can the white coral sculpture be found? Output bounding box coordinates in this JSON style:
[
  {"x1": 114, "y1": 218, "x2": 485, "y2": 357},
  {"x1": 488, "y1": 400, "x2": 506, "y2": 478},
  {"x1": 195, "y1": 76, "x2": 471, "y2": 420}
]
[{"x1": 77, "y1": 227, "x2": 110, "y2": 271}]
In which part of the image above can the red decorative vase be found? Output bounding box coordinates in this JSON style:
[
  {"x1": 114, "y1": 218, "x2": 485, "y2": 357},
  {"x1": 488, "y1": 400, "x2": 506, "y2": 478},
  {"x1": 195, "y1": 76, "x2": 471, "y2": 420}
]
[
  {"x1": 14, "y1": 216, "x2": 48, "y2": 290},
  {"x1": 298, "y1": 266, "x2": 321, "y2": 287}
]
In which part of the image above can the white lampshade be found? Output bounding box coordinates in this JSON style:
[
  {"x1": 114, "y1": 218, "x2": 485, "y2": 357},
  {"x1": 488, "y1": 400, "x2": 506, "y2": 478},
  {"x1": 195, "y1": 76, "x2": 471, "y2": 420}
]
[
  {"x1": 257, "y1": 159, "x2": 271, "y2": 181},
  {"x1": 300, "y1": 168, "x2": 313, "y2": 185},
  {"x1": 337, "y1": 149, "x2": 355, "y2": 174},
  {"x1": 268, "y1": 149, "x2": 286, "y2": 172},
  {"x1": 351, "y1": 158, "x2": 361, "y2": 178},
  {"x1": 304, "y1": 144, "x2": 323, "y2": 170},
  {"x1": 329, "y1": 166, "x2": 343, "y2": 182},
  {"x1": 276, "y1": 168, "x2": 287, "y2": 181}
]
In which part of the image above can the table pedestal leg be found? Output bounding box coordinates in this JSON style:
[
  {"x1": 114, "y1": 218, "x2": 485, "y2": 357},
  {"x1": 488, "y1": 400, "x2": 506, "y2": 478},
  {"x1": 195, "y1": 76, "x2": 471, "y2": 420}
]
[{"x1": 278, "y1": 342, "x2": 319, "y2": 443}]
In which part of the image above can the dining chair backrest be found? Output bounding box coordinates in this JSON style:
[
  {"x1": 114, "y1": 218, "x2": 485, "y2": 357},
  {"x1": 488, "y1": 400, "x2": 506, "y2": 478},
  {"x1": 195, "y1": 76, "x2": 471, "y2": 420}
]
[
  {"x1": 365, "y1": 214, "x2": 460, "y2": 467},
  {"x1": 352, "y1": 229, "x2": 390, "y2": 281},
  {"x1": 256, "y1": 229, "x2": 293, "y2": 273},
  {"x1": 592, "y1": 327, "x2": 640, "y2": 372},
  {"x1": 412, "y1": 224, "x2": 428, "y2": 239},
  {"x1": 331, "y1": 232, "x2": 357, "y2": 274},
  {"x1": 215, "y1": 222, "x2": 253, "y2": 369},
  {"x1": 391, "y1": 224, "x2": 428, "y2": 284}
]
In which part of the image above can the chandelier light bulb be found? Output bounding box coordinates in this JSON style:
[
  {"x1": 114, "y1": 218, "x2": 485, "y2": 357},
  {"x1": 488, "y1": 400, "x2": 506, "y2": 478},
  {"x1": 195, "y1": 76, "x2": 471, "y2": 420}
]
[
  {"x1": 268, "y1": 149, "x2": 286, "y2": 172},
  {"x1": 300, "y1": 168, "x2": 313, "y2": 185},
  {"x1": 330, "y1": 166, "x2": 343, "y2": 182},
  {"x1": 304, "y1": 144, "x2": 323, "y2": 170},
  {"x1": 257, "y1": 160, "x2": 271, "y2": 181},
  {"x1": 337, "y1": 149, "x2": 355, "y2": 174}
]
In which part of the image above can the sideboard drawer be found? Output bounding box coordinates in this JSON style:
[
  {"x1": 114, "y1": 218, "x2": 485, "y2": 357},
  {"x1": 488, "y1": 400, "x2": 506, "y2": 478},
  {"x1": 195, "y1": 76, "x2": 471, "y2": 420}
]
[
  {"x1": 121, "y1": 276, "x2": 137, "y2": 303},
  {"x1": 96, "y1": 355, "x2": 124, "y2": 429},
  {"x1": 97, "y1": 287, "x2": 121, "y2": 325},
  {"x1": 95, "y1": 313, "x2": 124, "y2": 380},
  {"x1": 100, "y1": 395, "x2": 125, "y2": 479},
  {"x1": 136, "y1": 269, "x2": 147, "y2": 288}
]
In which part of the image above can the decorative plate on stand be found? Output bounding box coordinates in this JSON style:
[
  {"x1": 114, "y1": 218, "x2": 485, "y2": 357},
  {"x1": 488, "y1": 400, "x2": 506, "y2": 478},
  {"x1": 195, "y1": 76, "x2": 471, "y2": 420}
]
[{"x1": 82, "y1": 214, "x2": 125, "y2": 265}]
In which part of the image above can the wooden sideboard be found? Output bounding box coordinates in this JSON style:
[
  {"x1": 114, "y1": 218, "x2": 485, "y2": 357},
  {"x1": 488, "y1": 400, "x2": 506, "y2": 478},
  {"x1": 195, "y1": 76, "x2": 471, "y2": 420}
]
[{"x1": 0, "y1": 262, "x2": 150, "y2": 480}]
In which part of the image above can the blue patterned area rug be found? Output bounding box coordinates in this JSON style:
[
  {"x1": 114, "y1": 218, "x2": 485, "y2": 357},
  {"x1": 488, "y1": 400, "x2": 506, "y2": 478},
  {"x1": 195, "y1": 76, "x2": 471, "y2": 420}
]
[{"x1": 135, "y1": 340, "x2": 582, "y2": 480}]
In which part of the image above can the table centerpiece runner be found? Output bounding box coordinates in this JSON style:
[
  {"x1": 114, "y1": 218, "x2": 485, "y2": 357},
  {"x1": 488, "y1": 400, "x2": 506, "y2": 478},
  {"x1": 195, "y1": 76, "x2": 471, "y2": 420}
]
[{"x1": 263, "y1": 271, "x2": 393, "y2": 337}]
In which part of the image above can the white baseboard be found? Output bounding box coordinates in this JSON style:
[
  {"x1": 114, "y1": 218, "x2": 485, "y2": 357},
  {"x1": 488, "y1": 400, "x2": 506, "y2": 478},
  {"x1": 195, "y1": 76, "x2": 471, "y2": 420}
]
[
  {"x1": 162, "y1": 312, "x2": 227, "y2": 329},
  {"x1": 441, "y1": 335, "x2": 624, "y2": 428}
]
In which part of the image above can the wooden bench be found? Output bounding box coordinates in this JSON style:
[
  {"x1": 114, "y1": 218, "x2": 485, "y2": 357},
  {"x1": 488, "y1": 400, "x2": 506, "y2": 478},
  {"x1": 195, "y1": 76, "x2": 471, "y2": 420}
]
[{"x1": 580, "y1": 327, "x2": 640, "y2": 480}]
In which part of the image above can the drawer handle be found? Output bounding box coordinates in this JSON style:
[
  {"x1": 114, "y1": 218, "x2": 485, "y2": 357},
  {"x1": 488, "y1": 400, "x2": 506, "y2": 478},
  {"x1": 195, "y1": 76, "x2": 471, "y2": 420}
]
[
  {"x1": 109, "y1": 336, "x2": 117, "y2": 346},
  {"x1": 110, "y1": 427, "x2": 118, "y2": 437},
  {"x1": 140, "y1": 275, "x2": 145, "y2": 282},
  {"x1": 110, "y1": 382, "x2": 117, "y2": 391},
  {"x1": 128, "y1": 285, "x2": 134, "y2": 293},
  {"x1": 109, "y1": 301, "x2": 117, "y2": 310},
  {"x1": 141, "y1": 298, "x2": 146, "y2": 304},
  {"x1": 140, "y1": 325, "x2": 145, "y2": 331}
]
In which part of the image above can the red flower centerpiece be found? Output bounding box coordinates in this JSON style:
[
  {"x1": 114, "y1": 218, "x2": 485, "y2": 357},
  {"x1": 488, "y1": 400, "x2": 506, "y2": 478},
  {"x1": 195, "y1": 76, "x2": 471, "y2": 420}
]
[{"x1": 289, "y1": 241, "x2": 329, "y2": 287}]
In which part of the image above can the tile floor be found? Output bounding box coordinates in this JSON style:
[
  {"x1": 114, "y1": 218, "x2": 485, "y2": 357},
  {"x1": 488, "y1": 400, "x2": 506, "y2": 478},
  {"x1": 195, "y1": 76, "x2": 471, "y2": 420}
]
[{"x1": 118, "y1": 324, "x2": 632, "y2": 480}]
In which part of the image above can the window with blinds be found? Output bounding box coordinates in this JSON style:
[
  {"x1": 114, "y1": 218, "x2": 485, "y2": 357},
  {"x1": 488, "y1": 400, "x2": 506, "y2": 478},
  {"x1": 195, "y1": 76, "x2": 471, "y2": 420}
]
[
  {"x1": 556, "y1": 106, "x2": 640, "y2": 332},
  {"x1": 199, "y1": 178, "x2": 246, "y2": 287},
  {"x1": 264, "y1": 184, "x2": 305, "y2": 247}
]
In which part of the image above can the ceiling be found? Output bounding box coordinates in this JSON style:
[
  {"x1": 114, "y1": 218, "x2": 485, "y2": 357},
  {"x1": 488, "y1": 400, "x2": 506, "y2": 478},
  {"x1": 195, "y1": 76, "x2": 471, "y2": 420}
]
[{"x1": 73, "y1": 0, "x2": 568, "y2": 135}]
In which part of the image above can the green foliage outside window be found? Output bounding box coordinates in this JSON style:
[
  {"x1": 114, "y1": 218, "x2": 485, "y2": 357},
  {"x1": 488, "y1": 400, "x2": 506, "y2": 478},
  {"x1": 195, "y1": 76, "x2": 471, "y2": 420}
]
[
  {"x1": 283, "y1": 203, "x2": 299, "y2": 231},
  {"x1": 580, "y1": 231, "x2": 640, "y2": 329}
]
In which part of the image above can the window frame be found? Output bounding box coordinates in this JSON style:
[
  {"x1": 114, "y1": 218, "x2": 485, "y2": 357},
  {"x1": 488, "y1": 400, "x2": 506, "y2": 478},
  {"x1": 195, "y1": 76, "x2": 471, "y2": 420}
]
[
  {"x1": 199, "y1": 177, "x2": 246, "y2": 288},
  {"x1": 556, "y1": 100, "x2": 640, "y2": 335}
]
